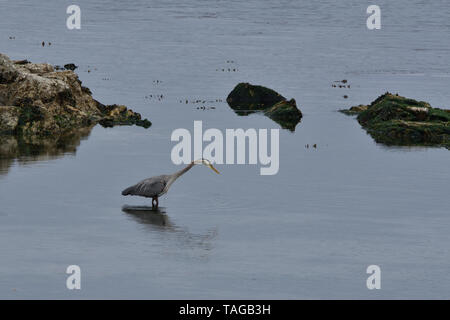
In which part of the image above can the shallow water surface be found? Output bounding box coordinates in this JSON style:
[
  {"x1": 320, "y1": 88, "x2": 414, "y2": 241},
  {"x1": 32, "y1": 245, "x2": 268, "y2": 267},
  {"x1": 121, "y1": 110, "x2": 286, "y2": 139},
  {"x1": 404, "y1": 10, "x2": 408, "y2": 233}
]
[{"x1": 0, "y1": 0, "x2": 450, "y2": 299}]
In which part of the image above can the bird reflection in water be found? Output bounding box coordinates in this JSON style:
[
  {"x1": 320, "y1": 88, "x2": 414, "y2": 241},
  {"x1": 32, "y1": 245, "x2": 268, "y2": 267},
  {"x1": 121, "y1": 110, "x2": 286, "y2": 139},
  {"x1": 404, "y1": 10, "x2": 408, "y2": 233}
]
[
  {"x1": 122, "y1": 205, "x2": 171, "y2": 228},
  {"x1": 122, "y1": 205, "x2": 218, "y2": 255}
]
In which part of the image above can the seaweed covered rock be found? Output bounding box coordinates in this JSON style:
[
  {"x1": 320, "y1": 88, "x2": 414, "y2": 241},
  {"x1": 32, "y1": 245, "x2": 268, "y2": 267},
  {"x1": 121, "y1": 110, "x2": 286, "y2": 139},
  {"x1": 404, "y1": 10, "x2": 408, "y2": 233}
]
[
  {"x1": 263, "y1": 99, "x2": 303, "y2": 131},
  {"x1": 227, "y1": 83, "x2": 286, "y2": 110},
  {"x1": 0, "y1": 53, "x2": 151, "y2": 137},
  {"x1": 341, "y1": 92, "x2": 450, "y2": 149},
  {"x1": 0, "y1": 106, "x2": 20, "y2": 134},
  {"x1": 97, "y1": 104, "x2": 151, "y2": 128},
  {"x1": 227, "y1": 83, "x2": 302, "y2": 131}
]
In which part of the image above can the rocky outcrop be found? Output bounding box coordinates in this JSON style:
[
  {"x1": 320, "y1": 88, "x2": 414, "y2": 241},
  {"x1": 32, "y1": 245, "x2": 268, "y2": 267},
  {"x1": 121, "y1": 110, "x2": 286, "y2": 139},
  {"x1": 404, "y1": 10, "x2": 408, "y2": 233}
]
[
  {"x1": 226, "y1": 83, "x2": 302, "y2": 131},
  {"x1": 0, "y1": 53, "x2": 151, "y2": 136},
  {"x1": 341, "y1": 93, "x2": 450, "y2": 149}
]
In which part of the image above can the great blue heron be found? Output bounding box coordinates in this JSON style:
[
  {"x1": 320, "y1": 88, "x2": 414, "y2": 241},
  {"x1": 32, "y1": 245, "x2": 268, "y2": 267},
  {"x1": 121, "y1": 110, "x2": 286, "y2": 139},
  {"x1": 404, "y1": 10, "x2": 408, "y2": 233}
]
[{"x1": 121, "y1": 158, "x2": 220, "y2": 208}]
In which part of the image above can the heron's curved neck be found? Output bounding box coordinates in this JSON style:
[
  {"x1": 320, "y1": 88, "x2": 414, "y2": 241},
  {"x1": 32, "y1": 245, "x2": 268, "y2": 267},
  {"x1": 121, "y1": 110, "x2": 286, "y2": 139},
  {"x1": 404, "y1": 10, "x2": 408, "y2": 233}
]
[{"x1": 172, "y1": 162, "x2": 195, "y2": 181}]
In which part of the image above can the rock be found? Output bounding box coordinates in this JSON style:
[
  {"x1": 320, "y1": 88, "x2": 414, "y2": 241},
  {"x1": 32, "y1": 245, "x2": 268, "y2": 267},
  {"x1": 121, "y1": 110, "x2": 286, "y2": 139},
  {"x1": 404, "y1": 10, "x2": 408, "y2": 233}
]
[
  {"x1": 97, "y1": 104, "x2": 152, "y2": 128},
  {"x1": 227, "y1": 83, "x2": 302, "y2": 130},
  {"x1": 263, "y1": 99, "x2": 303, "y2": 131},
  {"x1": 13, "y1": 59, "x2": 30, "y2": 65},
  {"x1": 341, "y1": 92, "x2": 450, "y2": 149},
  {"x1": 63, "y1": 63, "x2": 77, "y2": 71},
  {"x1": 0, "y1": 106, "x2": 20, "y2": 134},
  {"x1": 226, "y1": 83, "x2": 286, "y2": 110},
  {"x1": 340, "y1": 104, "x2": 368, "y2": 115},
  {"x1": 0, "y1": 53, "x2": 151, "y2": 137}
]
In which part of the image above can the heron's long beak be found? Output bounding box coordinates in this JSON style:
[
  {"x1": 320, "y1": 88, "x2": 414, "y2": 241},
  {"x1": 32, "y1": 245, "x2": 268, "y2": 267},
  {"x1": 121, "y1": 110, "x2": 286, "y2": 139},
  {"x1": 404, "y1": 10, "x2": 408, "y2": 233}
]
[{"x1": 209, "y1": 164, "x2": 220, "y2": 174}]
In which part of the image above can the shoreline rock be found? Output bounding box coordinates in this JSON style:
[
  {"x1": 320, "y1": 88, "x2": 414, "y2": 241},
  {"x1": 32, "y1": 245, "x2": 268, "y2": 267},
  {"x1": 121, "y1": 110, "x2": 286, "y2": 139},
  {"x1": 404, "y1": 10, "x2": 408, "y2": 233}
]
[
  {"x1": 340, "y1": 92, "x2": 450, "y2": 149},
  {"x1": 226, "y1": 83, "x2": 302, "y2": 131},
  {"x1": 0, "y1": 53, "x2": 151, "y2": 136}
]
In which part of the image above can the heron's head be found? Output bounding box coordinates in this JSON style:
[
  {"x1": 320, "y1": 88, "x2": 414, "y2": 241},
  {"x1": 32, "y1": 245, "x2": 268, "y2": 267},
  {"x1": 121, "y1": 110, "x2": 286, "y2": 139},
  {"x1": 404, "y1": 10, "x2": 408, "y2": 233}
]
[{"x1": 193, "y1": 158, "x2": 220, "y2": 174}]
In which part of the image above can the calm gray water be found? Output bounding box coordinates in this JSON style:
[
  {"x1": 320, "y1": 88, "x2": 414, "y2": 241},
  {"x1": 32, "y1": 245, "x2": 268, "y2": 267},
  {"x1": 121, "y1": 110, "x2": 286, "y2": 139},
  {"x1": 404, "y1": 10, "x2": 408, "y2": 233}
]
[{"x1": 1, "y1": 0, "x2": 450, "y2": 299}]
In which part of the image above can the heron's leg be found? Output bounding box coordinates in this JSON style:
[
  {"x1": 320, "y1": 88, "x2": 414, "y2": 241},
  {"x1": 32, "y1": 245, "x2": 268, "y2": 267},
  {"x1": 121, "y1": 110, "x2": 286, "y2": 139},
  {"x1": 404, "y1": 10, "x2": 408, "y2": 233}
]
[{"x1": 152, "y1": 197, "x2": 159, "y2": 209}]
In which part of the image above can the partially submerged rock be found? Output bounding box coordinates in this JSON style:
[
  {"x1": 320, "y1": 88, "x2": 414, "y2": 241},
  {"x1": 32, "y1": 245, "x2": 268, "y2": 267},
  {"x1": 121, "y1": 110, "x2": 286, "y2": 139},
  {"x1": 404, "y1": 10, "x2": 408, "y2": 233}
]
[
  {"x1": 227, "y1": 83, "x2": 286, "y2": 110},
  {"x1": 227, "y1": 83, "x2": 302, "y2": 131},
  {"x1": 0, "y1": 53, "x2": 151, "y2": 136},
  {"x1": 63, "y1": 63, "x2": 77, "y2": 71},
  {"x1": 263, "y1": 99, "x2": 303, "y2": 131},
  {"x1": 341, "y1": 92, "x2": 450, "y2": 149}
]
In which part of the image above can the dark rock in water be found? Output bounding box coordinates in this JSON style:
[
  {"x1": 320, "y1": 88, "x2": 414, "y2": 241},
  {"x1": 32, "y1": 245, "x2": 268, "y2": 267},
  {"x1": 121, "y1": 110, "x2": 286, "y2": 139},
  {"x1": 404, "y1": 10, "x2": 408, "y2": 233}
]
[
  {"x1": 0, "y1": 53, "x2": 151, "y2": 137},
  {"x1": 340, "y1": 92, "x2": 450, "y2": 149},
  {"x1": 226, "y1": 83, "x2": 286, "y2": 110},
  {"x1": 97, "y1": 104, "x2": 152, "y2": 128},
  {"x1": 263, "y1": 99, "x2": 303, "y2": 131},
  {"x1": 63, "y1": 63, "x2": 77, "y2": 71},
  {"x1": 227, "y1": 82, "x2": 302, "y2": 131}
]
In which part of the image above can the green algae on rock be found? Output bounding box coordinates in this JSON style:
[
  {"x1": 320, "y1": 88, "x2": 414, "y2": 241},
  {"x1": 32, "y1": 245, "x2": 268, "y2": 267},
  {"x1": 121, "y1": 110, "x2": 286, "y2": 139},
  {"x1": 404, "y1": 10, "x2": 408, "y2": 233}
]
[
  {"x1": 340, "y1": 92, "x2": 450, "y2": 149},
  {"x1": 0, "y1": 53, "x2": 151, "y2": 136},
  {"x1": 263, "y1": 99, "x2": 303, "y2": 131},
  {"x1": 227, "y1": 83, "x2": 286, "y2": 110},
  {"x1": 226, "y1": 83, "x2": 302, "y2": 131}
]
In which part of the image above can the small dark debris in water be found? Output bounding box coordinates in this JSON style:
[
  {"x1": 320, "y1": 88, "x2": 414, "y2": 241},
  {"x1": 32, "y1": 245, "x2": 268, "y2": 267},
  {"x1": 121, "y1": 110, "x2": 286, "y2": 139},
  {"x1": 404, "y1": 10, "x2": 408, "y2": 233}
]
[
  {"x1": 48, "y1": 42, "x2": 51, "y2": 46},
  {"x1": 179, "y1": 98, "x2": 223, "y2": 105},
  {"x1": 313, "y1": 144, "x2": 317, "y2": 148},
  {"x1": 145, "y1": 93, "x2": 164, "y2": 101},
  {"x1": 332, "y1": 80, "x2": 351, "y2": 89},
  {"x1": 197, "y1": 105, "x2": 216, "y2": 110},
  {"x1": 343, "y1": 95, "x2": 348, "y2": 99},
  {"x1": 41, "y1": 41, "x2": 45, "y2": 47},
  {"x1": 9, "y1": 36, "x2": 15, "y2": 40}
]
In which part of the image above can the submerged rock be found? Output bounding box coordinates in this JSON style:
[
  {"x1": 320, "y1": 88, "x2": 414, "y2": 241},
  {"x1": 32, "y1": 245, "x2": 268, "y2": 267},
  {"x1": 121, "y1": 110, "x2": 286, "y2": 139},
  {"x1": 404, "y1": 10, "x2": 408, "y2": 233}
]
[
  {"x1": 340, "y1": 92, "x2": 450, "y2": 149},
  {"x1": 226, "y1": 83, "x2": 302, "y2": 131},
  {"x1": 0, "y1": 53, "x2": 151, "y2": 137}
]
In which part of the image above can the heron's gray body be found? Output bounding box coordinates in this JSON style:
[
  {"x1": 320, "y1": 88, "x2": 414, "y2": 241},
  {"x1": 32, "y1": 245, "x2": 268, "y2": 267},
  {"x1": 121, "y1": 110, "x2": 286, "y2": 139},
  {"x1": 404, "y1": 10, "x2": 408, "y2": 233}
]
[
  {"x1": 121, "y1": 175, "x2": 171, "y2": 198},
  {"x1": 121, "y1": 162, "x2": 195, "y2": 199}
]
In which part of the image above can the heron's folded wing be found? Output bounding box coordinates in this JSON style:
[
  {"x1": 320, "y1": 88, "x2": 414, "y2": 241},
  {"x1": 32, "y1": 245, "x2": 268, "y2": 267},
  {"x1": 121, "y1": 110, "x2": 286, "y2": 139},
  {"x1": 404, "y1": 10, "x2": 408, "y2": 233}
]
[{"x1": 134, "y1": 178, "x2": 166, "y2": 197}]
